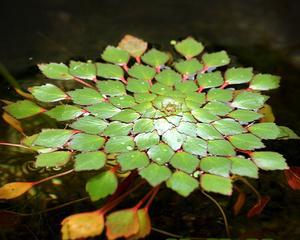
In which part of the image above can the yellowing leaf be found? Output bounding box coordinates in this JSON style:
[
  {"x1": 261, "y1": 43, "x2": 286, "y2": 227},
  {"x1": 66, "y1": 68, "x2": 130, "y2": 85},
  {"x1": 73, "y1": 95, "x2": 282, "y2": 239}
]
[
  {"x1": 0, "y1": 182, "x2": 34, "y2": 199},
  {"x1": 2, "y1": 112, "x2": 24, "y2": 135},
  {"x1": 15, "y1": 88, "x2": 34, "y2": 100},
  {"x1": 259, "y1": 104, "x2": 275, "y2": 122},
  {"x1": 61, "y1": 211, "x2": 104, "y2": 240},
  {"x1": 118, "y1": 35, "x2": 148, "y2": 58},
  {"x1": 128, "y1": 208, "x2": 151, "y2": 240}
]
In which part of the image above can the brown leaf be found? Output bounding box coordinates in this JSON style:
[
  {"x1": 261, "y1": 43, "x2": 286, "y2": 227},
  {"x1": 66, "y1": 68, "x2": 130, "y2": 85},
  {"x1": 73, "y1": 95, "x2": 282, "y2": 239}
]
[
  {"x1": 285, "y1": 167, "x2": 300, "y2": 190},
  {"x1": 247, "y1": 196, "x2": 270, "y2": 218},
  {"x1": 259, "y1": 104, "x2": 275, "y2": 123},
  {"x1": 118, "y1": 35, "x2": 148, "y2": 58},
  {"x1": 0, "y1": 182, "x2": 34, "y2": 200},
  {"x1": 233, "y1": 191, "x2": 246, "y2": 216},
  {"x1": 127, "y1": 208, "x2": 151, "y2": 240},
  {"x1": 2, "y1": 112, "x2": 25, "y2": 135},
  {"x1": 61, "y1": 211, "x2": 104, "y2": 240}
]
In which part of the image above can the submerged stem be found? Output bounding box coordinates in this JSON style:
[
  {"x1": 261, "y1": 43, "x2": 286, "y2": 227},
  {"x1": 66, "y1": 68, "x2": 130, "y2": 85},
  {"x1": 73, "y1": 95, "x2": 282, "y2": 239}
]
[
  {"x1": 0, "y1": 142, "x2": 31, "y2": 149},
  {"x1": 34, "y1": 169, "x2": 74, "y2": 185},
  {"x1": 234, "y1": 176, "x2": 261, "y2": 201}
]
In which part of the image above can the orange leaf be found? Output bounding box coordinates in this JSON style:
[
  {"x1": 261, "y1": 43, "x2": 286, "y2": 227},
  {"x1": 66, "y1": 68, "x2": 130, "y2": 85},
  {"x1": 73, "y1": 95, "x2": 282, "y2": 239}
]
[
  {"x1": 128, "y1": 208, "x2": 151, "y2": 240},
  {"x1": 0, "y1": 182, "x2": 34, "y2": 200},
  {"x1": 118, "y1": 35, "x2": 148, "y2": 58},
  {"x1": 61, "y1": 211, "x2": 104, "y2": 240},
  {"x1": 15, "y1": 88, "x2": 34, "y2": 100},
  {"x1": 247, "y1": 196, "x2": 270, "y2": 218},
  {"x1": 233, "y1": 191, "x2": 246, "y2": 216},
  {"x1": 259, "y1": 104, "x2": 275, "y2": 123},
  {"x1": 2, "y1": 112, "x2": 25, "y2": 135},
  {"x1": 285, "y1": 167, "x2": 300, "y2": 190},
  {"x1": 105, "y1": 208, "x2": 139, "y2": 240}
]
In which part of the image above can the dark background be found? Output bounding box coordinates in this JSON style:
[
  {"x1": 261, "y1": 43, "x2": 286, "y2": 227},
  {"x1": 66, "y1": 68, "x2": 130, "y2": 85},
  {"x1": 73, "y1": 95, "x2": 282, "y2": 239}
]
[{"x1": 0, "y1": 0, "x2": 300, "y2": 239}]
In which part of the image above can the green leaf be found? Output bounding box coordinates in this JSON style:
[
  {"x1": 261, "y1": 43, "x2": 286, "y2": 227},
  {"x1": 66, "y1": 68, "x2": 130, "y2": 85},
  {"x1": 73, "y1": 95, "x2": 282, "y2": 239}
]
[
  {"x1": 38, "y1": 63, "x2": 73, "y2": 80},
  {"x1": 35, "y1": 151, "x2": 72, "y2": 167},
  {"x1": 45, "y1": 105, "x2": 83, "y2": 121},
  {"x1": 251, "y1": 151, "x2": 288, "y2": 170},
  {"x1": 134, "y1": 131, "x2": 160, "y2": 150},
  {"x1": 132, "y1": 102, "x2": 153, "y2": 114},
  {"x1": 96, "y1": 80, "x2": 126, "y2": 96},
  {"x1": 225, "y1": 67, "x2": 253, "y2": 84},
  {"x1": 96, "y1": 63, "x2": 124, "y2": 80},
  {"x1": 203, "y1": 102, "x2": 233, "y2": 116},
  {"x1": 30, "y1": 84, "x2": 67, "y2": 102},
  {"x1": 67, "y1": 88, "x2": 103, "y2": 105},
  {"x1": 175, "y1": 81, "x2": 198, "y2": 93},
  {"x1": 21, "y1": 134, "x2": 52, "y2": 153},
  {"x1": 212, "y1": 118, "x2": 245, "y2": 135},
  {"x1": 185, "y1": 92, "x2": 206, "y2": 105},
  {"x1": 155, "y1": 69, "x2": 181, "y2": 86},
  {"x1": 128, "y1": 64, "x2": 156, "y2": 81},
  {"x1": 277, "y1": 126, "x2": 300, "y2": 139},
  {"x1": 3, "y1": 100, "x2": 44, "y2": 119},
  {"x1": 162, "y1": 128, "x2": 186, "y2": 151},
  {"x1": 103, "y1": 121, "x2": 132, "y2": 136},
  {"x1": 207, "y1": 140, "x2": 235, "y2": 156},
  {"x1": 147, "y1": 143, "x2": 174, "y2": 164},
  {"x1": 202, "y1": 51, "x2": 230, "y2": 68},
  {"x1": 105, "y1": 136, "x2": 135, "y2": 153},
  {"x1": 134, "y1": 93, "x2": 157, "y2": 104},
  {"x1": 200, "y1": 174, "x2": 232, "y2": 195},
  {"x1": 231, "y1": 91, "x2": 266, "y2": 110},
  {"x1": 110, "y1": 109, "x2": 140, "y2": 123},
  {"x1": 174, "y1": 37, "x2": 204, "y2": 58},
  {"x1": 196, "y1": 123, "x2": 223, "y2": 140},
  {"x1": 70, "y1": 116, "x2": 108, "y2": 134},
  {"x1": 206, "y1": 88, "x2": 233, "y2": 102},
  {"x1": 250, "y1": 74, "x2": 280, "y2": 90},
  {"x1": 197, "y1": 71, "x2": 224, "y2": 89},
  {"x1": 128, "y1": 208, "x2": 151, "y2": 240},
  {"x1": 182, "y1": 136, "x2": 207, "y2": 156},
  {"x1": 105, "y1": 208, "x2": 139, "y2": 239},
  {"x1": 227, "y1": 109, "x2": 262, "y2": 122},
  {"x1": 117, "y1": 151, "x2": 149, "y2": 171},
  {"x1": 181, "y1": 112, "x2": 197, "y2": 122},
  {"x1": 110, "y1": 95, "x2": 136, "y2": 108},
  {"x1": 154, "y1": 118, "x2": 173, "y2": 135},
  {"x1": 133, "y1": 118, "x2": 154, "y2": 133},
  {"x1": 69, "y1": 60, "x2": 96, "y2": 80},
  {"x1": 170, "y1": 152, "x2": 199, "y2": 173},
  {"x1": 166, "y1": 171, "x2": 198, "y2": 197},
  {"x1": 174, "y1": 58, "x2": 203, "y2": 75},
  {"x1": 101, "y1": 46, "x2": 130, "y2": 64},
  {"x1": 86, "y1": 102, "x2": 121, "y2": 119},
  {"x1": 191, "y1": 109, "x2": 220, "y2": 123},
  {"x1": 177, "y1": 121, "x2": 197, "y2": 137},
  {"x1": 166, "y1": 116, "x2": 182, "y2": 126},
  {"x1": 34, "y1": 129, "x2": 74, "y2": 148},
  {"x1": 248, "y1": 123, "x2": 280, "y2": 139},
  {"x1": 141, "y1": 49, "x2": 169, "y2": 67},
  {"x1": 200, "y1": 157, "x2": 231, "y2": 177},
  {"x1": 139, "y1": 163, "x2": 171, "y2": 186},
  {"x1": 150, "y1": 83, "x2": 173, "y2": 95},
  {"x1": 68, "y1": 133, "x2": 105, "y2": 151},
  {"x1": 229, "y1": 133, "x2": 265, "y2": 150},
  {"x1": 126, "y1": 78, "x2": 150, "y2": 93},
  {"x1": 86, "y1": 170, "x2": 118, "y2": 201},
  {"x1": 74, "y1": 152, "x2": 106, "y2": 171},
  {"x1": 230, "y1": 156, "x2": 258, "y2": 178}
]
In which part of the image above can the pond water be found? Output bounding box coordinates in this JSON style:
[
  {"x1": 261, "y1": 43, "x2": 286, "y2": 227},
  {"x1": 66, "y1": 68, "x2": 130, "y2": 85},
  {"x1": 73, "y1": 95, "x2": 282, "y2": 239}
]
[{"x1": 0, "y1": 0, "x2": 300, "y2": 239}]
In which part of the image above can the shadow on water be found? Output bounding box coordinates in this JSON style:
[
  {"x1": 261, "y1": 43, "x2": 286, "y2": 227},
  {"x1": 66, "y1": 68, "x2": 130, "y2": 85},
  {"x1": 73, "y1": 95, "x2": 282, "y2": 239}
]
[{"x1": 0, "y1": 0, "x2": 300, "y2": 239}]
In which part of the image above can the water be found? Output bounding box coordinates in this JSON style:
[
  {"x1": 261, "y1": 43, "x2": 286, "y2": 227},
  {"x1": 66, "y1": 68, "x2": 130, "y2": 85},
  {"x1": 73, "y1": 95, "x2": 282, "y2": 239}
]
[{"x1": 1, "y1": 0, "x2": 300, "y2": 239}]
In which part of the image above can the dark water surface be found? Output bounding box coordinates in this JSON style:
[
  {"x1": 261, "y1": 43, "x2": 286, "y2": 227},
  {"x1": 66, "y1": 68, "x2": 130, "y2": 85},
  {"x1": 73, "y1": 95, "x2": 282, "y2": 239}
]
[{"x1": 0, "y1": 0, "x2": 300, "y2": 239}]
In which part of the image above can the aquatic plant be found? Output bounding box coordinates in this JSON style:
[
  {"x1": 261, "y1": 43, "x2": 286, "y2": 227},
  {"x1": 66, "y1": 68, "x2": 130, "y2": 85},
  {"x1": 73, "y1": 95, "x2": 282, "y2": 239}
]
[{"x1": 0, "y1": 35, "x2": 299, "y2": 239}]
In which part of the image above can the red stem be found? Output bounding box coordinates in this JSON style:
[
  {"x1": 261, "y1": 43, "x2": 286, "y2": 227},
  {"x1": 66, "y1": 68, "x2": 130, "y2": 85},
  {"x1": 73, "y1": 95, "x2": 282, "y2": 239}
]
[
  {"x1": 145, "y1": 185, "x2": 160, "y2": 211},
  {"x1": 34, "y1": 169, "x2": 74, "y2": 185},
  {"x1": 122, "y1": 64, "x2": 129, "y2": 72},
  {"x1": 134, "y1": 187, "x2": 156, "y2": 210},
  {"x1": 220, "y1": 82, "x2": 229, "y2": 89},
  {"x1": 135, "y1": 56, "x2": 141, "y2": 64},
  {"x1": 73, "y1": 77, "x2": 96, "y2": 89},
  {"x1": 197, "y1": 86, "x2": 204, "y2": 93}
]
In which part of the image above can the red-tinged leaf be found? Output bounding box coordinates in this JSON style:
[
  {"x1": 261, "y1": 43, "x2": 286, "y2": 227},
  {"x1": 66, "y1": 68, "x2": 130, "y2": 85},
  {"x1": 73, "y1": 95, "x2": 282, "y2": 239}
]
[
  {"x1": 0, "y1": 210, "x2": 21, "y2": 228},
  {"x1": 233, "y1": 191, "x2": 246, "y2": 216},
  {"x1": 118, "y1": 35, "x2": 148, "y2": 58},
  {"x1": 105, "y1": 208, "x2": 139, "y2": 240},
  {"x1": 15, "y1": 88, "x2": 34, "y2": 100},
  {"x1": 285, "y1": 167, "x2": 300, "y2": 190},
  {"x1": 61, "y1": 211, "x2": 104, "y2": 240},
  {"x1": 2, "y1": 112, "x2": 24, "y2": 135},
  {"x1": 128, "y1": 208, "x2": 151, "y2": 240},
  {"x1": 0, "y1": 182, "x2": 34, "y2": 200},
  {"x1": 247, "y1": 196, "x2": 270, "y2": 218}
]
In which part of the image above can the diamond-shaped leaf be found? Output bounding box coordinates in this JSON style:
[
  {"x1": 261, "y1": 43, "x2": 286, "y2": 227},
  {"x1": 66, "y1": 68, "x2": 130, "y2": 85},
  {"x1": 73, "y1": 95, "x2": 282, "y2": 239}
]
[
  {"x1": 200, "y1": 156, "x2": 231, "y2": 177},
  {"x1": 96, "y1": 80, "x2": 126, "y2": 96},
  {"x1": 139, "y1": 163, "x2": 171, "y2": 186},
  {"x1": 150, "y1": 83, "x2": 173, "y2": 95},
  {"x1": 248, "y1": 122, "x2": 280, "y2": 139},
  {"x1": 228, "y1": 109, "x2": 262, "y2": 122},
  {"x1": 177, "y1": 121, "x2": 197, "y2": 137},
  {"x1": 45, "y1": 105, "x2": 83, "y2": 121},
  {"x1": 4, "y1": 100, "x2": 44, "y2": 119},
  {"x1": 206, "y1": 88, "x2": 233, "y2": 102},
  {"x1": 74, "y1": 152, "x2": 106, "y2": 171},
  {"x1": 162, "y1": 128, "x2": 186, "y2": 151},
  {"x1": 86, "y1": 170, "x2": 118, "y2": 201},
  {"x1": 196, "y1": 123, "x2": 223, "y2": 140},
  {"x1": 128, "y1": 64, "x2": 156, "y2": 81},
  {"x1": 117, "y1": 151, "x2": 149, "y2": 171},
  {"x1": 86, "y1": 102, "x2": 121, "y2": 119},
  {"x1": 101, "y1": 46, "x2": 130, "y2": 65},
  {"x1": 212, "y1": 118, "x2": 245, "y2": 136},
  {"x1": 155, "y1": 69, "x2": 181, "y2": 86},
  {"x1": 118, "y1": 35, "x2": 148, "y2": 58},
  {"x1": 202, "y1": 51, "x2": 230, "y2": 68},
  {"x1": 69, "y1": 60, "x2": 96, "y2": 80},
  {"x1": 175, "y1": 81, "x2": 198, "y2": 93},
  {"x1": 207, "y1": 140, "x2": 235, "y2": 156},
  {"x1": 230, "y1": 156, "x2": 258, "y2": 178},
  {"x1": 182, "y1": 136, "x2": 207, "y2": 156},
  {"x1": 147, "y1": 143, "x2": 174, "y2": 164},
  {"x1": 203, "y1": 102, "x2": 233, "y2": 116},
  {"x1": 229, "y1": 133, "x2": 265, "y2": 150},
  {"x1": 34, "y1": 129, "x2": 74, "y2": 148},
  {"x1": 200, "y1": 174, "x2": 232, "y2": 195},
  {"x1": 111, "y1": 109, "x2": 140, "y2": 123},
  {"x1": 103, "y1": 121, "x2": 132, "y2": 136},
  {"x1": 67, "y1": 88, "x2": 103, "y2": 105},
  {"x1": 278, "y1": 126, "x2": 300, "y2": 139},
  {"x1": 225, "y1": 67, "x2": 253, "y2": 84},
  {"x1": 197, "y1": 71, "x2": 224, "y2": 89},
  {"x1": 249, "y1": 74, "x2": 280, "y2": 91},
  {"x1": 251, "y1": 151, "x2": 288, "y2": 170},
  {"x1": 133, "y1": 118, "x2": 154, "y2": 134},
  {"x1": 191, "y1": 109, "x2": 220, "y2": 123},
  {"x1": 141, "y1": 49, "x2": 169, "y2": 67},
  {"x1": 166, "y1": 171, "x2": 198, "y2": 197},
  {"x1": 128, "y1": 208, "x2": 151, "y2": 240},
  {"x1": 174, "y1": 37, "x2": 204, "y2": 59},
  {"x1": 30, "y1": 84, "x2": 67, "y2": 102},
  {"x1": 0, "y1": 182, "x2": 34, "y2": 200},
  {"x1": 35, "y1": 151, "x2": 72, "y2": 167},
  {"x1": 70, "y1": 116, "x2": 108, "y2": 134},
  {"x1": 134, "y1": 93, "x2": 157, "y2": 103},
  {"x1": 105, "y1": 136, "x2": 135, "y2": 153},
  {"x1": 110, "y1": 95, "x2": 136, "y2": 108},
  {"x1": 174, "y1": 58, "x2": 203, "y2": 75},
  {"x1": 154, "y1": 118, "x2": 173, "y2": 135},
  {"x1": 68, "y1": 133, "x2": 105, "y2": 151},
  {"x1": 126, "y1": 78, "x2": 150, "y2": 93},
  {"x1": 38, "y1": 63, "x2": 73, "y2": 80},
  {"x1": 134, "y1": 131, "x2": 159, "y2": 150},
  {"x1": 170, "y1": 152, "x2": 199, "y2": 173},
  {"x1": 231, "y1": 91, "x2": 266, "y2": 110},
  {"x1": 96, "y1": 63, "x2": 124, "y2": 80}
]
